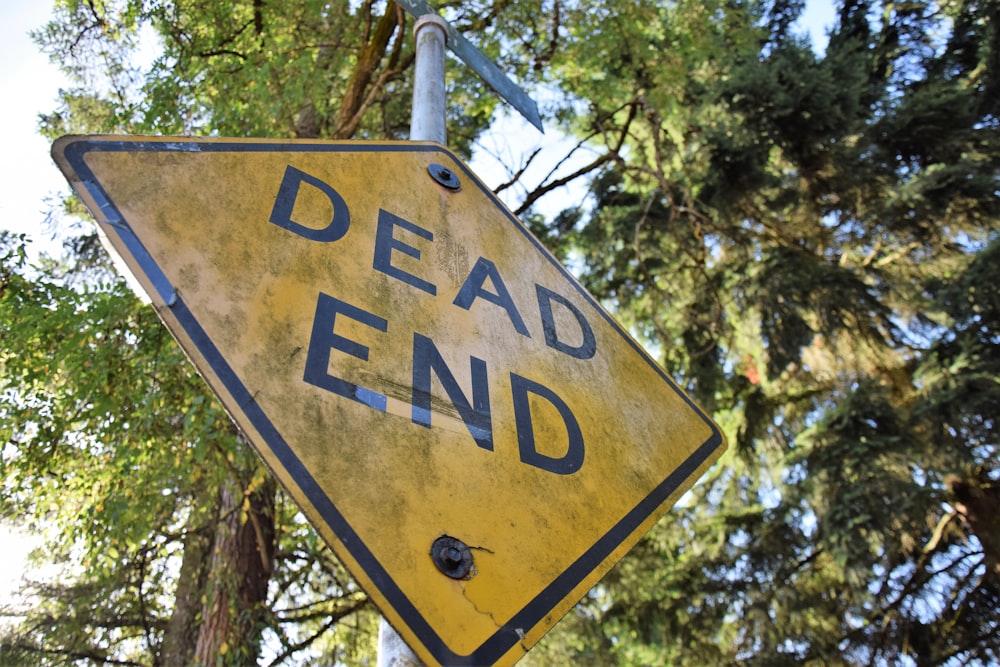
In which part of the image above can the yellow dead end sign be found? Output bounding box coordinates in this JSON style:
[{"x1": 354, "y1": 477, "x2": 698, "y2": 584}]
[{"x1": 52, "y1": 135, "x2": 726, "y2": 666}]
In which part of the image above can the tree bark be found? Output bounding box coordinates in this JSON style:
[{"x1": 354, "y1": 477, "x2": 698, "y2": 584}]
[
  {"x1": 193, "y1": 467, "x2": 277, "y2": 665},
  {"x1": 159, "y1": 512, "x2": 213, "y2": 666},
  {"x1": 331, "y1": 1, "x2": 404, "y2": 138},
  {"x1": 950, "y1": 470, "x2": 1000, "y2": 576}
]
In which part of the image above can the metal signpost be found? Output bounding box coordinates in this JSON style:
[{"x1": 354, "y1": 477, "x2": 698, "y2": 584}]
[
  {"x1": 398, "y1": 0, "x2": 543, "y2": 136},
  {"x1": 51, "y1": 4, "x2": 725, "y2": 666}
]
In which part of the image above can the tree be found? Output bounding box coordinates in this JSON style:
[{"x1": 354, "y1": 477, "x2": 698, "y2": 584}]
[
  {"x1": 520, "y1": 0, "x2": 1000, "y2": 664},
  {"x1": 3, "y1": 0, "x2": 999, "y2": 664}
]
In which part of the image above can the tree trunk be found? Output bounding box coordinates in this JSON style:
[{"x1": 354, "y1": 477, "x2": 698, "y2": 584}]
[
  {"x1": 950, "y1": 471, "x2": 1000, "y2": 576},
  {"x1": 193, "y1": 466, "x2": 277, "y2": 665},
  {"x1": 159, "y1": 510, "x2": 213, "y2": 666}
]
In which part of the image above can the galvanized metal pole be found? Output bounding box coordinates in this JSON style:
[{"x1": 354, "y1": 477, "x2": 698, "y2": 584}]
[
  {"x1": 397, "y1": 0, "x2": 543, "y2": 132},
  {"x1": 376, "y1": 13, "x2": 448, "y2": 666},
  {"x1": 376, "y1": 617, "x2": 423, "y2": 667},
  {"x1": 410, "y1": 14, "x2": 449, "y2": 144}
]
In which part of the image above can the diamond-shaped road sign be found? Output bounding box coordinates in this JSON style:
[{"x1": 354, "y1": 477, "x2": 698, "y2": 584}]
[{"x1": 52, "y1": 136, "x2": 726, "y2": 666}]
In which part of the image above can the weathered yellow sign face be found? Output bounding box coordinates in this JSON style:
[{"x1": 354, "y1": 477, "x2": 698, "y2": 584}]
[{"x1": 53, "y1": 136, "x2": 726, "y2": 666}]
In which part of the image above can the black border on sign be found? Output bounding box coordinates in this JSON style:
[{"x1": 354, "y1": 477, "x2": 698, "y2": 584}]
[{"x1": 56, "y1": 137, "x2": 725, "y2": 666}]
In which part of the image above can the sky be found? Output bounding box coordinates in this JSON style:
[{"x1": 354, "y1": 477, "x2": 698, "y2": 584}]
[
  {"x1": 0, "y1": 3, "x2": 72, "y2": 260},
  {"x1": 0, "y1": 1, "x2": 68, "y2": 610},
  {"x1": 0, "y1": 0, "x2": 837, "y2": 625}
]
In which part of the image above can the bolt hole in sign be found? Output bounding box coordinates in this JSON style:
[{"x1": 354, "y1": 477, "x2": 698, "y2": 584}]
[{"x1": 52, "y1": 136, "x2": 726, "y2": 666}]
